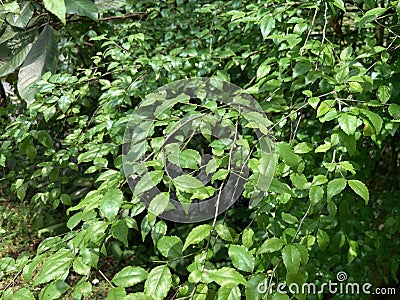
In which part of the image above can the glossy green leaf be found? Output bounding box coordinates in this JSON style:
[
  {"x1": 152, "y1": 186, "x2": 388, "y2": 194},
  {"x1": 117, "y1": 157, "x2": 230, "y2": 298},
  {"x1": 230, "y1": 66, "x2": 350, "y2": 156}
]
[
  {"x1": 183, "y1": 224, "x2": 211, "y2": 251},
  {"x1": 258, "y1": 237, "x2": 285, "y2": 254},
  {"x1": 348, "y1": 180, "x2": 369, "y2": 204},
  {"x1": 327, "y1": 178, "x2": 347, "y2": 201}
]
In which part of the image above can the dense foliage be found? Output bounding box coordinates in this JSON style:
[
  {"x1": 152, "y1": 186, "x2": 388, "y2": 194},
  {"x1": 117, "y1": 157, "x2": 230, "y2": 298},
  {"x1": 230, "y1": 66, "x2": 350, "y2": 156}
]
[{"x1": 0, "y1": 0, "x2": 399, "y2": 299}]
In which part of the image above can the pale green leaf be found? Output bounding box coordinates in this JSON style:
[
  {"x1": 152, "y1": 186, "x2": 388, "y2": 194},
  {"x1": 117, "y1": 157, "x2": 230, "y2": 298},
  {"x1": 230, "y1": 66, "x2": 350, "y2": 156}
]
[
  {"x1": 112, "y1": 266, "x2": 148, "y2": 288},
  {"x1": 144, "y1": 265, "x2": 172, "y2": 300},
  {"x1": 228, "y1": 245, "x2": 255, "y2": 273},
  {"x1": 44, "y1": 0, "x2": 66, "y2": 24}
]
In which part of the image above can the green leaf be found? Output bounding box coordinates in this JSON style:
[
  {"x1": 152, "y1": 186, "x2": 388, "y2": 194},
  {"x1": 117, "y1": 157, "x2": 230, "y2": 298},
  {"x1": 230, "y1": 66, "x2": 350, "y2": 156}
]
[
  {"x1": 44, "y1": 0, "x2": 66, "y2": 24},
  {"x1": 134, "y1": 171, "x2": 164, "y2": 196},
  {"x1": 173, "y1": 174, "x2": 204, "y2": 191},
  {"x1": 228, "y1": 245, "x2": 255, "y2": 273},
  {"x1": 242, "y1": 228, "x2": 254, "y2": 249},
  {"x1": 168, "y1": 149, "x2": 201, "y2": 169},
  {"x1": 39, "y1": 280, "x2": 70, "y2": 300},
  {"x1": 148, "y1": 192, "x2": 170, "y2": 216},
  {"x1": 0, "y1": 43, "x2": 32, "y2": 77},
  {"x1": 361, "y1": 109, "x2": 383, "y2": 133},
  {"x1": 256, "y1": 60, "x2": 271, "y2": 80},
  {"x1": 359, "y1": 7, "x2": 387, "y2": 28},
  {"x1": 338, "y1": 114, "x2": 358, "y2": 135},
  {"x1": 144, "y1": 265, "x2": 172, "y2": 300},
  {"x1": 33, "y1": 249, "x2": 74, "y2": 286},
  {"x1": 293, "y1": 243, "x2": 309, "y2": 266},
  {"x1": 327, "y1": 178, "x2": 347, "y2": 200},
  {"x1": 294, "y1": 142, "x2": 313, "y2": 154},
  {"x1": 73, "y1": 257, "x2": 90, "y2": 276},
  {"x1": 217, "y1": 286, "x2": 241, "y2": 300},
  {"x1": 258, "y1": 237, "x2": 285, "y2": 254},
  {"x1": 309, "y1": 185, "x2": 324, "y2": 206},
  {"x1": 348, "y1": 180, "x2": 369, "y2": 204},
  {"x1": 112, "y1": 266, "x2": 148, "y2": 288},
  {"x1": 215, "y1": 224, "x2": 235, "y2": 242},
  {"x1": 106, "y1": 287, "x2": 127, "y2": 300},
  {"x1": 18, "y1": 25, "x2": 58, "y2": 106},
  {"x1": 276, "y1": 142, "x2": 299, "y2": 169},
  {"x1": 12, "y1": 288, "x2": 35, "y2": 300},
  {"x1": 260, "y1": 15, "x2": 275, "y2": 38},
  {"x1": 208, "y1": 267, "x2": 248, "y2": 287},
  {"x1": 377, "y1": 85, "x2": 391, "y2": 103},
  {"x1": 157, "y1": 236, "x2": 183, "y2": 258},
  {"x1": 111, "y1": 220, "x2": 129, "y2": 247},
  {"x1": 281, "y1": 212, "x2": 298, "y2": 224},
  {"x1": 333, "y1": 0, "x2": 346, "y2": 12},
  {"x1": 124, "y1": 293, "x2": 152, "y2": 300},
  {"x1": 183, "y1": 224, "x2": 211, "y2": 251},
  {"x1": 317, "y1": 229, "x2": 330, "y2": 251},
  {"x1": 389, "y1": 103, "x2": 400, "y2": 119},
  {"x1": 100, "y1": 188, "x2": 124, "y2": 221},
  {"x1": 65, "y1": 0, "x2": 98, "y2": 21},
  {"x1": 281, "y1": 244, "x2": 301, "y2": 276}
]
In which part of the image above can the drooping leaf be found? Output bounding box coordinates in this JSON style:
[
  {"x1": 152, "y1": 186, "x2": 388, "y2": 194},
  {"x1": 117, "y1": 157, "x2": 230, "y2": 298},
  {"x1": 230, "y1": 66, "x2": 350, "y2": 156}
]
[
  {"x1": 18, "y1": 25, "x2": 58, "y2": 106},
  {"x1": 260, "y1": 15, "x2": 275, "y2": 38},
  {"x1": 348, "y1": 180, "x2": 369, "y2": 204},
  {"x1": 281, "y1": 244, "x2": 301, "y2": 276}
]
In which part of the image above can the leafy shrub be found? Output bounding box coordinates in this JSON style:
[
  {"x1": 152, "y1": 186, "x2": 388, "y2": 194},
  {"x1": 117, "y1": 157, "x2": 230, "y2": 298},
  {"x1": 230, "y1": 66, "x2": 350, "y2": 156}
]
[{"x1": 0, "y1": 0, "x2": 399, "y2": 299}]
